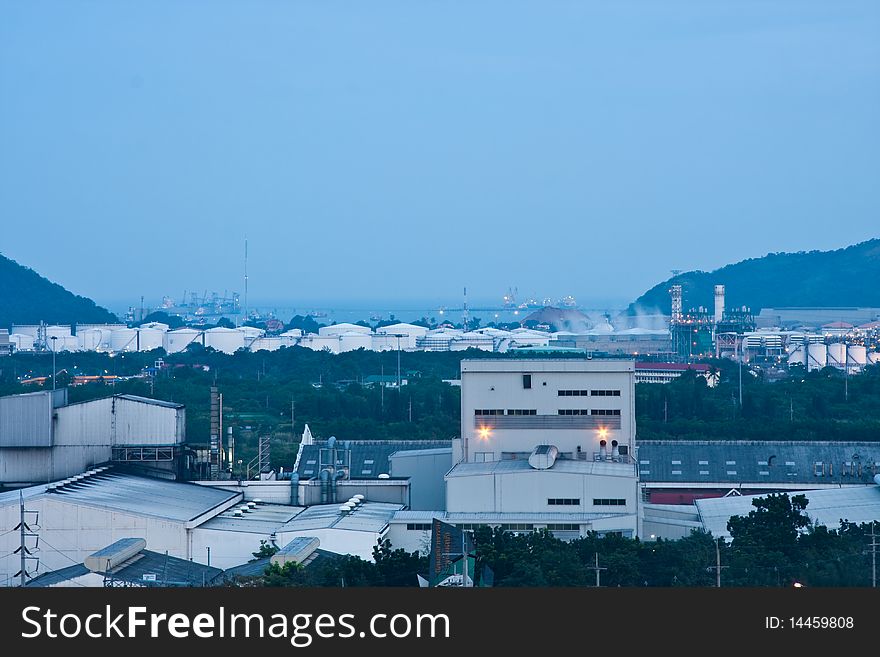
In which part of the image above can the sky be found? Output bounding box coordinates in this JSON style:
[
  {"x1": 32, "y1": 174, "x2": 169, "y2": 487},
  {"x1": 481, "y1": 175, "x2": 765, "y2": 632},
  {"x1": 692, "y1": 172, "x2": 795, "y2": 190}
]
[{"x1": 1, "y1": 1, "x2": 878, "y2": 311}]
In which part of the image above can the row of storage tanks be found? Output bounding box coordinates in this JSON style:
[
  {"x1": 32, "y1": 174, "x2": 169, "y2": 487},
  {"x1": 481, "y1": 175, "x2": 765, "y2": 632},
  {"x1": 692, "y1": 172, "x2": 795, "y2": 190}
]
[
  {"x1": 787, "y1": 342, "x2": 879, "y2": 371},
  {"x1": 7, "y1": 322, "x2": 553, "y2": 355}
]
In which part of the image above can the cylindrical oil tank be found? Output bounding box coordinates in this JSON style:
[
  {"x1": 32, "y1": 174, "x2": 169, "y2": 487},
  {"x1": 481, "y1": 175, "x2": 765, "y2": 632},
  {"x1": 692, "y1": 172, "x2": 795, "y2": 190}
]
[
  {"x1": 110, "y1": 328, "x2": 138, "y2": 352},
  {"x1": 77, "y1": 328, "x2": 104, "y2": 351},
  {"x1": 249, "y1": 337, "x2": 282, "y2": 352},
  {"x1": 240, "y1": 326, "x2": 264, "y2": 339},
  {"x1": 827, "y1": 342, "x2": 846, "y2": 368},
  {"x1": 337, "y1": 331, "x2": 372, "y2": 353},
  {"x1": 164, "y1": 328, "x2": 202, "y2": 353},
  {"x1": 204, "y1": 327, "x2": 245, "y2": 354},
  {"x1": 45, "y1": 325, "x2": 72, "y2": 339},
  {"x1": 868, "y1": 352, "x2": 880, "y2": 365},
  {"x1": 10, "y1": 333, "x2": 35, "y2": 351},
  {"x1": 136, "y1": 327, "x2": 164, "y2": 351},
  {"x1": 787, "y1": 344, "x2": 807, "y2": 367},
  {"x1": 847, "y1": 345, "x2": 867, "y2": 368},
  {"x1": 807, "y1": 343, "x2": 827, "y2": 371}
]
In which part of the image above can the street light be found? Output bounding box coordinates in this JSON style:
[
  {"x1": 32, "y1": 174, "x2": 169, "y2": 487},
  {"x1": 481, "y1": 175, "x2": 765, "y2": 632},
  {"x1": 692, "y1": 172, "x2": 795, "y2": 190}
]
[{"x1": 50, "y1": 336, "x2": 58, "y2": 390}]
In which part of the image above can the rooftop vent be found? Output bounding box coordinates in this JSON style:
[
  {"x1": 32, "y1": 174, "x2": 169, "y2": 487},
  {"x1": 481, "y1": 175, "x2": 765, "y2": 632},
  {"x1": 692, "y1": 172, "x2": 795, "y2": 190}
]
[
  {"x1": 85, "y1": 538, "x2": 146, "y2": 573},
  {"x1": 378, "y1": 473, "x2": 390, "y2": 479}
]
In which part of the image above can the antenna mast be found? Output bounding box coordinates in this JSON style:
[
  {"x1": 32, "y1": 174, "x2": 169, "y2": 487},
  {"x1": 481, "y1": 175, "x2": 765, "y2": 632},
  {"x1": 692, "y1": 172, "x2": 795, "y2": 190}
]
[{"x1": 244, "y1": 237, "x2": 249, "y2": 324}]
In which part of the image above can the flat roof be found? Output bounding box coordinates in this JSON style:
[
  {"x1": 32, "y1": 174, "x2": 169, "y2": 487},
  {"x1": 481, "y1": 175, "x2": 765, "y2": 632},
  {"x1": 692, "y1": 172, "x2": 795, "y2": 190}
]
[
  {"x1": 446, "y1": 458, "x2": 635, "y2": 478},
  {"x1": 461, "y1": 359, "x2": 635, "y2": 373},
  {"x1": 197, "y1": 504, "x2": 306, "y2": 534},
  {"x1": 696, "y1": 485, "x2": 880, "y2": 538}
]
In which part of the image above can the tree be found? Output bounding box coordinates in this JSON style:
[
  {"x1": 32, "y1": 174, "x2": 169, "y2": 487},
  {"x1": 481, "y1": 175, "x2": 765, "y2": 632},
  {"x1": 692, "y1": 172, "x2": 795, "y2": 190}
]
[{"x1": 252, "y1": 539, "x2": 279, "y2": 560}]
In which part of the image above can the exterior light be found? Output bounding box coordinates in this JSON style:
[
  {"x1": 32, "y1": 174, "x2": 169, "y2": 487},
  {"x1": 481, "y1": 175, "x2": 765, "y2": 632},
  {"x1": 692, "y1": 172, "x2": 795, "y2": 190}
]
[
  {"x1": 478, "y1": 426, "x2": 491, "y2": 440},
  {"x1": 597, "y1": 427, "x2": 608, "y2": 439}
]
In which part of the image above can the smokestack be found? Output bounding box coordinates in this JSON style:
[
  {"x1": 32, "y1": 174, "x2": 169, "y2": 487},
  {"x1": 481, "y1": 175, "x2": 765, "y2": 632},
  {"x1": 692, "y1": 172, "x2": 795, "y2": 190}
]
[
  {"x1": 599, "y1": 440, "x2": 607, "y2": 460},
  {"x1": 611, "y1": 440, "x2": 619, "y2": 461},
  {"x1": 669, "y1": 285, "x2": 682, "y2": 323},
  {"x1": 714, "y1": 285, "x2": 725, "y2": 324}
]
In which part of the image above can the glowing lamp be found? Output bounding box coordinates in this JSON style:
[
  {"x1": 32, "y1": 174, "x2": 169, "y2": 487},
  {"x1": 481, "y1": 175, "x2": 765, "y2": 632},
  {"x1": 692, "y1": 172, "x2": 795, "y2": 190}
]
[{"x1": 478, "y1": 426, "x2": 491, "y2": 440}]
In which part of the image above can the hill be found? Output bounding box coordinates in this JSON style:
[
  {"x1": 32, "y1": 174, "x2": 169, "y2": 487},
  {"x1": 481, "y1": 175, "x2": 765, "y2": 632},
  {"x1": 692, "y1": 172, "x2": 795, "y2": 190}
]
[
  {"x1": 0, "y1": 253, "x2": 118, "y2": 326},
  {"x1": 628, "y1": 238, "x2": 880, "y2": 315}
]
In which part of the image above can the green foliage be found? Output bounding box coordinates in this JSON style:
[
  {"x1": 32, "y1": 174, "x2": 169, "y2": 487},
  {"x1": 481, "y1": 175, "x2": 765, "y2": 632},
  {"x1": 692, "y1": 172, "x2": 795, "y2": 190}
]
[
  {"x1": 473, "y1": 494, "x2": 878, "y2": 587},
  {"x1": 251, "y1": 540, "x2": 280, "y2": 560},
  {"x1": 629, "y1": 238, "x2": 880, "y2": 314}
]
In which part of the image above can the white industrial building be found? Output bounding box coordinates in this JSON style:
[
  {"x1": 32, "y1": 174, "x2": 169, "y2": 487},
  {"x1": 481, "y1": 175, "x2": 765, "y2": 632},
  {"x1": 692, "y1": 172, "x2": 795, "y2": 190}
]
[
  {"x1": 0, "y1": 390, "x2": 186, "y2": 486},
  {"x1": 438, "y1": 358, "x2": 641, "y2": 540}
]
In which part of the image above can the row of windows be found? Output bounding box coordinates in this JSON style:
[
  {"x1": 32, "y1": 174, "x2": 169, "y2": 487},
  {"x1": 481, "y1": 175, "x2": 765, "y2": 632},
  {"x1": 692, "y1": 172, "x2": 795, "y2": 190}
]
[
  {"x1": 593, "y1": 498, "x2": 627, "y2": 506},
  {"x1": 479, "y1": 408, "x2": 620, "y2": 416},
  {"x1": 548, "y1": 498, "x2": 580, "y2": 505},
  {"x1": 546, "y1": 524, "x2": 580, "y2": 531},
  {"x1": 406, "y1": 523, "x2": 432, "y2": 531},
  {"x1": 558, "y1": 389, "x2": 621, "y2": 396},
  {"x1": 591, "y1": 390, "x2": 621, "y2": 397},
  {"x1": 592, "y1": 409, "x2": 621, "y2": 416},
  {"x1": 558, "y1": 409, "x2": 591, "y2": 415},
  {"x1": 506, "y1": 409, "x2": 537, "y2": 415},
  {"x1": 474, "y1": 409, "x2": 505, "y2": 415},
  {"x1": 405, "y1": 523, "x2": 582, "y2": 533}
]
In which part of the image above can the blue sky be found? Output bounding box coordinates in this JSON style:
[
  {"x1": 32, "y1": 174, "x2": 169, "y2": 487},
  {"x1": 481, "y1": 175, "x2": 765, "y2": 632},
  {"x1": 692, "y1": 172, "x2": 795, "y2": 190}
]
[{"x1": 1, "y1": 1, "x2": 878, "y2": 309}]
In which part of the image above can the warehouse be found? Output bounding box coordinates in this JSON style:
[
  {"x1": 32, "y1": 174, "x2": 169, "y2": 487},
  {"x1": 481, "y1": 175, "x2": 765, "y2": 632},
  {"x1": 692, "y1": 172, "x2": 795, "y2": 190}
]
[
  {"x1": 0, "y1": 390, "x2": 186, "y2": 486},
  {"x1": 0, "y1": 470, "x2": 241, "y2": 586}
]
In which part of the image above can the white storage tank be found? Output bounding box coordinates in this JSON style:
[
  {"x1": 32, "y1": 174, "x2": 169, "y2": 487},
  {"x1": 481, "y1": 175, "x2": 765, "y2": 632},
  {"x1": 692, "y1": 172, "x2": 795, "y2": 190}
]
[
  {"x1": 204, "y1": 327, "x2": 245, "y2": 354},
  {"x1": 249, "y1": 337, "x2": 282, "y2": 352},
  {"x1": 140, "y1": 321, "x2": 170, "y2": 332},
  {"x1": 787, "y1": 344, "x2": 807, "y2": 367},
  {"x1": 827, "y1": 342, "x2": 846, "y2": 368},
  {"x1": 11, "y1": 325, "x2": 41, "y2": 338},
  {"x1": 846, "y1": 345, "x2": 867, "y2": 368},
  {"x1": 77, "y1": 328, "x2": 105, "y2": 351},
  {"x1": 47, "y1": 335, "x2": 79, "y2": 352},
  {"x1": 10, "y1": 333, "x2": 35, "y2": 351},
  {"x1": 337, "y1": 331, "x2": 372, "y2": 352},
  {"x1": 240, "y1": 326, "x2": 264, "y2": 339},
  {"x1": 807, "y1": 343, "x2": 827, "y2": 371},
  {"x1": 867, "y1": 352, "x2": 880, "y2": 365},
  {"x1": 110, "y1": 328, "x2": 138, "y2": 352},
  {"x1": 45, "y1": 325, "x2": 72, "y2": 339},
  {"x1": 164, "y1": 328, "x2": 203, "y2": 353},
  {"x1": 319, "y1": 322, "x2": 372, "y2": 337},
  {"x1": 137, "y1": 327, "x2": 164, "y2": 351}
]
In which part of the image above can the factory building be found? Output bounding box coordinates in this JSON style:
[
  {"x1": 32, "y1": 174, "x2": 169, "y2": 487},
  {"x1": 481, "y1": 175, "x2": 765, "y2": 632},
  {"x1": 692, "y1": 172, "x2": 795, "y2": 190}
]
[
  {"x1": 0, "y1": 390, "x2": 186, "y2": 486},
  {"x1": 442, "y1": 359, "x2": 640, "y2": 539}
]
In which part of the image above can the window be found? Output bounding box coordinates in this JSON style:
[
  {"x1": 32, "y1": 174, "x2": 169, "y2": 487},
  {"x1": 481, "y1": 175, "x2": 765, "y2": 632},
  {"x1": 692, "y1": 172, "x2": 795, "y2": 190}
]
[
  {"x1": 474, "y1": 452, "x2": 494, "y2": 462},
  {"x1": 591, "y1": 390, "x2": 621, "y2": 396},
  {"x1": 522, "y1": 374, "x2": 532, "y2": 389},
  {"x1": 558, "y1": 390, "x2": 589, "y2": 396},
  {"x1": 506, "y1": 409, "x2": 537, "y2": 415},
  {"x1": 558, "y1": 409, "x2": 590, "y2": 415},
  {"x1": 474, "y1": 409, "x2": 504, "y2": 415},
  {"x1": 548, "y1": 498, "x2": 580, "y2": 506},
  {"x1": 590, "y1": 409, "x2": 621, "y2": 416},
  {"x1": 406, "y1": 523, "x2": 432, "y2": 531},
  {"x1": 499, "y1": 523, "x2": 535, "y2": 531},
  {"x1": 593, "y1": 498, "x2": 627, "y2": 506},
  {"x1": 546, "y1": 524, "x2": 580, "y2": 531}
]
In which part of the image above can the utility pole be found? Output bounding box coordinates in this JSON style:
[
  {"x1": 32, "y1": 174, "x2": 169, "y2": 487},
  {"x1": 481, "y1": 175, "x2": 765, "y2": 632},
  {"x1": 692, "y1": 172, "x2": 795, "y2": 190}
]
[
  {"x1": 396, "y1": 335, "x2": 402, "y2": 388},
  {"x1": 714, "y1": 537, "x2": 727, "y2": 588},
  {"x1": 591, "y1": 552, "x2": 606, "y2": 587},
  {"x1": 14, "y1": 492, "x2": 39, "y2": 587},
  {"x1": 738, "y1": 338, "x2": 743, "y2": 408},
  {"x1": 870, "y1": 522, "x2": 878, "y2": 588},
  {"x1": 50, "y1": 336, "x2": 58, "y2": 390}
]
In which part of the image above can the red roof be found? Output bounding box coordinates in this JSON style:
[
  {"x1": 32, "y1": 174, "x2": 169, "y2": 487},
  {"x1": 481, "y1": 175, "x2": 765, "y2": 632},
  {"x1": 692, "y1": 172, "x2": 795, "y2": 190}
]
[
  {"x1": 636, "y1": 362, "x2": 710, "y2": 372},
  {"x1": 822, "y1": 321, "x2": 854, "y2": 329}
]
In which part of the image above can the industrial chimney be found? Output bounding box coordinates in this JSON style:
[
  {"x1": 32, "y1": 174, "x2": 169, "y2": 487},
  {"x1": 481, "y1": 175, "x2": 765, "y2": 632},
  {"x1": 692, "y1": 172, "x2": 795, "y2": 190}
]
[
  {"x1": 669, "y1": 285, "x2": 683, "y2": 323},
  {"x1": 599, "y1": 440, "x2": 607, "y2": 461},
  {"x1": 714, "y1": 285, "x2": 725, "y2": 325},
  {"x1": 611, "y1": 440, "x2": 620, "y2": 461}
]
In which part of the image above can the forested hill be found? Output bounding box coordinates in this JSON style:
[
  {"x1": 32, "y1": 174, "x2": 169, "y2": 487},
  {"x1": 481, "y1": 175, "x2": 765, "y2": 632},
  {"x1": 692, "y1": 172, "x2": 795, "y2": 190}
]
[
  {"x1": 628, "y1": 238, "x2": 880, "y2": 315},
  {"x1": 0, "y1": 253, "x2": 118, "y2": 326}
]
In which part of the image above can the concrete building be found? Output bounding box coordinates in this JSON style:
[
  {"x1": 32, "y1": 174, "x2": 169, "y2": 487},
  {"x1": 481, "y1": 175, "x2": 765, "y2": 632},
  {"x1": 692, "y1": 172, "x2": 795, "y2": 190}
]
[
  {"x1": 389, "y1": 447, "x2": 452, "y2": 511},
  {"x1": 442, "y1": 358, "x2": 640, "y2": 540},
  {"x1": 635, "y1": 362, "x2": 716, "y2": 386}
]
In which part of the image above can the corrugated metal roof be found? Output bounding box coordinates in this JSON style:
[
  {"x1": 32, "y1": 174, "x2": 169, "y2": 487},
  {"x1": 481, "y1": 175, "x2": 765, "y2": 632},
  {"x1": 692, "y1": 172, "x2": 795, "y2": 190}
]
[
  {"x1": 391, "y1": 510, "x2": 628, "y2": 523},
  {"x1": 46, "y1": 473, "x2": 239, "y2": 522},
  {"x1": 26, "y1": 548, "x2": 223, "y2": 587},
  {"x1": 390, "y1": 448, "x2": 453, "y2": 458},
  {"x1": 696, "y1": 485, "x2": 880, "y2": 538},
  {"x1": 282, "y1": 502, "x2": 403, "y2": 533},
  {"x1": 295, "y1": 440, "x2": 452, "y2": 480},
  {"x1": 114, "y1": 394, "x2": 184, "y2": 409},
  {"x1": 198, "y1": 504, "x2": 305, "y2": 534},
  {"x1": 445, "y1": 458, "x2": 634, "y2": 478},
  {"x1": 638, "y1": 441, "x2": 880, "y2": 485}
]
